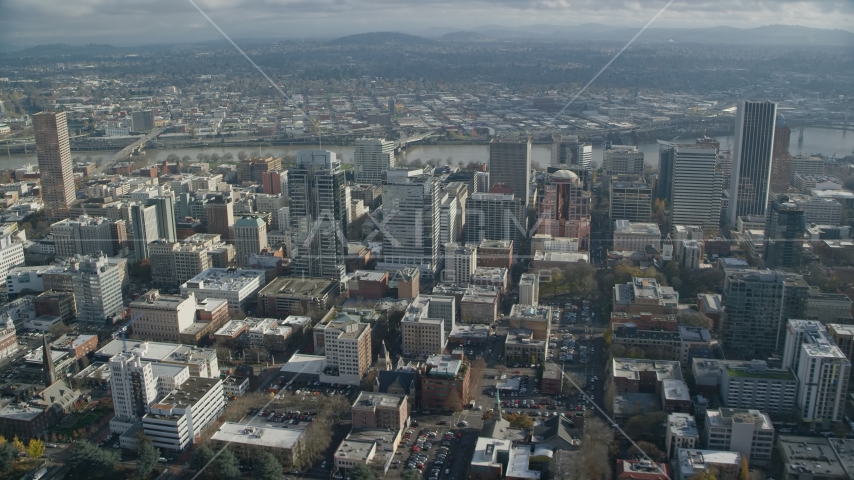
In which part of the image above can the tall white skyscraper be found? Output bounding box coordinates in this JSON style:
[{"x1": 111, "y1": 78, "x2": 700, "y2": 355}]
[
  {"x1": 109, "y1": 351, "x2": 159, "y2": 434},
  {"x1": 33, "y1": 111, "x2": 76, "y2": 220},
  {"x1": 354, "y1": 138, "x2": 395, "y2": 185},
  {"x1": 726, "y1": 100, "x2": 777, "y2": 225},
  {"x1": 489, "y1": 138, "x2": 531, "y2": 207},
  {"x1": 376, "y1": 168, "x2": 441, "y2": 282},
  {"x1": 670, "y1": 144, "x2": 723, "y2": 228},
  {"x1": 288, "y1": 150, "x2": 348, "y2": 280}
]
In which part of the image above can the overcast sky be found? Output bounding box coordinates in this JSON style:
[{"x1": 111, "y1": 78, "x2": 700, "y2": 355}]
[{"x1": 1, "y1": 0, "x2": 852, "y2": 46}]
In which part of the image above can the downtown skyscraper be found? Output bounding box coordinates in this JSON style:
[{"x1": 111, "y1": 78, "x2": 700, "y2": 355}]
[
  {"x1": 376, "y1": 168, "x2": 441, "y2": 283},
  {"x1": 489, "y1": 138, "x2": 531, "y2": 207},
  {"x1": 726, "y1": 100, "x2": 777, "y2": 225},
  {"x1": 33, "y1": 111, "x2": 76, "y2": 220},
  {"x1": 288, "y1": 150, "x2": 348, "y2": 281},
  {"x1": 354, "y1": 138, "x2": 395, "y2": 185},
  {"x1": 668, "y1": 143, "x2": 723, "y2": 228}
]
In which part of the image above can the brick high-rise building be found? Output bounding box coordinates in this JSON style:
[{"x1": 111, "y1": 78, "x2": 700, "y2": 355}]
[{"x1": 33, "y1": 112, "x2": 76, "y2": 220}]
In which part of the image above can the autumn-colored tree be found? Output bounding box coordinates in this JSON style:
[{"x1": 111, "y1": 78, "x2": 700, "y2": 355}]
[
  {"x1": 11, "y1": 436, "x2": 25, "y2": 453},
  {"x1": 27, "y1": 439, "x2": 45, "y2": 459},
  {"x1": 443, "y1": 390, "x2": 464, "y2": 412},
  {"x1": 503, "y1": 413, "x2": 534, "y2": 429},
  {"x1": 738, "y1": 457, "x2": 749, "y2": 480}
]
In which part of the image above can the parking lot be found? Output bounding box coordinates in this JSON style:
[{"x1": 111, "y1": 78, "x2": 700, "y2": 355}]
[{"x1": 380, "y1": 411, "x2": 481, "y2": 480}]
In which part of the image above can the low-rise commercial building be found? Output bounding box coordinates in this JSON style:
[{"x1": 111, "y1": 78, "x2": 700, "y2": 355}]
[
  {"x1": 691, "y1": 359, "x2": 797, "y2": 415},
  {"x1": 674, "y1": 449, "x2": 741, "y2": 480},
  {"x1": 420, "y1": 355, "x2": 471, "y2": 411},
  {"x1": 351, "y1": 392, "x2": 409, "y2": 431},
  {"x1": 613, "y1": 220, "x2": 661, "y2": 251},
  {"x1": 704, "y1": 408, "x2": 774, "y2": 466},
  {"x1": 211, "y1": 422, "x2": 307, "y2": 468},
  {"x1": 613, "y1": 277, "x2": 678, "y2": 315},
  {"x1": 777, "y1": 436, "x2": 854, "y2": 480},
  {"x1": 180, "y1": 268, "x2": 267, "y2": 312},
  {"x1": 256, "y1": 276, "x2": 340, "y2": 317}
]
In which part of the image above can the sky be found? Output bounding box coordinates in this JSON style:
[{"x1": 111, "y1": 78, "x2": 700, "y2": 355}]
[{"x1": 0, "y1": 0, "x2": 852, "y2": 46}]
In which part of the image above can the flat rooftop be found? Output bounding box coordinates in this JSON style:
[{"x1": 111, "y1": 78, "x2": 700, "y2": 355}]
[
  {"x1": 353, "y1": 392, "x2": 405, "y2": 409},
  {"x1": 335, "y1": 439, "x2": 375, "y2": 461},
  {"x1": 182, "y1": 268, "x2": 266, "y2": 291},
  {"x1": 280, "y1": 354, "x2": 326, "y2": 376},
  {"x1": 612, "y1": 358, "x2": 682, "y2": 381},
  {"x1": 211, "y1": 422, "x2": 306, "y2": 450},
  {"x1": 257, "y1": 276, "x2": 338, "y2": 298}
]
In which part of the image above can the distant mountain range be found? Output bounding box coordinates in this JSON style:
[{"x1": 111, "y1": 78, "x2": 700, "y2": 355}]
[
  {"x1": 423, "y1": 24, "x2": 854, "y2": 46},
  {"x1": 327, "y1": 32, "x2": 438, "y2": 46}
]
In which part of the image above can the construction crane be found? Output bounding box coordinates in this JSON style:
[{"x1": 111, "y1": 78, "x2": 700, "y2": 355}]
[{"x1": 113, "y1": 312, "x2": 146, "y2": 353}]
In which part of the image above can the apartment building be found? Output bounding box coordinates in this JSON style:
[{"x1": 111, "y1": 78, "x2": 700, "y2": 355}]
[
  {"x1": 180, "y1": 268, "x2": 267, "y2": 311},
  {"x1": 444, "y1": 242, "x2": 477, "y2": 284},
  {"x1": 351, "y1": 392, "x2": 409, "y2": 431},
  {"x1": 313, "y1": 315, "x2": 372, "y2": 385},
  {"x1": 401, "y1": 295, "x2": 455, "y2": 356}
]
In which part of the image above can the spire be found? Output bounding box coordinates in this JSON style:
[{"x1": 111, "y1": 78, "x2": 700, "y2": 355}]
[
  {"x1": 43, "y1": 335, "x2": 56, "y2": 386},
  {"x1": 494, "y1": 387, "x2": 501, "y2": 417}
]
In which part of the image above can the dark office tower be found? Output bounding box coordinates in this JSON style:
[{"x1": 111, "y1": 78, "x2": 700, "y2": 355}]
[
  {"x1": 726, "y1": 100, "x2": 777, "y2": 226},
  {"x1": 489, "y1": 138, "x2": 531, "y2": 208},
  {"x1": 288, "y1": 150, "x2": 348, "y2": 281},
  {"x1": 205, "y1": 195, "x2": 234, "y2": 241},
  {"x1": 769, "y1": 115, "x2": 793, "y2": 193},
  {"x1": 388, "y1": 98, "x2": 396, "y2": 116},
  {"x1": 764, "y1": 195, "x2": 806, "y2": 269},
  {"x1": 656, "y1": 141, "x2": 676, "y2": 203},
  {"x1": 33, "y1": 112, "x2": 76, "y2": 221},
  {"x1": 131, "y1": 110, "x2": 155, "y2": 132},
  {"x1": 722, "y1": 269, "x2": 809, "y2": 356}
]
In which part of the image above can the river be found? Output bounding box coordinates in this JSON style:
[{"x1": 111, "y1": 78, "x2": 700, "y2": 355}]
[{"x1": 0, "y1": 127, "x2": 850, "y2": 172}]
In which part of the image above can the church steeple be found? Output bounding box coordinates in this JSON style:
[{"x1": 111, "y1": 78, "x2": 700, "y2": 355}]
[
  {"x1": 43, "y1": 334, "x2": 56, "y2": 386},
  {"x1": 377, "y1": 340, "x2": 391, "y2": 371}
]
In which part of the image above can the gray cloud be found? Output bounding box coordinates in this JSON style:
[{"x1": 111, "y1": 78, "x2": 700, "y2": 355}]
[{"x1": 0, "y1": 0, "x2": 851, "y2": 45}]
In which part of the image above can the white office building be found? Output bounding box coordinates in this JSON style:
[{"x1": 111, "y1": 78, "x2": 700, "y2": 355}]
[
  {"x1": 180, "y1": 268, "x2": 267, "y2": 311},
  {"x1": 519, "y1": 273, "x2": 539, "y2": 306},
  {"x1": 354, "y1": 138, "x2": 395, "y2": 185},
  {"x1": 669, "y1": 144, "x2": 723, "y2": 228},
  {"x1": 143, "y1": 377, "x2": 225, "y2": 452},
  {"x1": 704, "y1": 408, "x2": 774, "y2": 466},
  {"x1": 71, "y1": 254, "x2": 124, "y2": 325}
]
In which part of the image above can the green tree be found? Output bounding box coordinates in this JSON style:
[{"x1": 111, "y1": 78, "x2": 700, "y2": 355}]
[
  {"x1": 214, "y1": 448, "x2": 241, "y2": 480},
  {"x1": 254, "y1": 453, "x2": 283, "y2": 480},
  {"x1": 136, "y1": 440, "x2": 159, "y2": 479},
  {"x1": 401, "y1": 470, "x2": 421, "y2": 480},
  {"x1": 0, "y1": 442, "x2": 16, "y2": 471},
  {"x1": 67, "y1": 440, "x2": 119, "y2": 480},
  {"x1": 27, "y1": 438, "x2": 45, "y2": 459},
  {"x1": 189, "y1": 444, "x2": 215, "y2": 471},
  {"x1": 350, "y1": 464, "x2": 377, "y2": 480}
]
